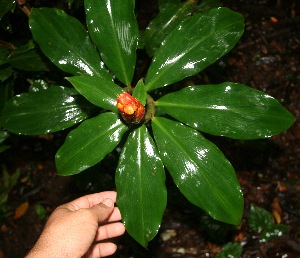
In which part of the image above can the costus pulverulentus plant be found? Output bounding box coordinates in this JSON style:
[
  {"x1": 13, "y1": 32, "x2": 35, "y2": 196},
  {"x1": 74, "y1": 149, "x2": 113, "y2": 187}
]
[{"x1": 0, "y1": 0, "x2": 295, "y2": 247}]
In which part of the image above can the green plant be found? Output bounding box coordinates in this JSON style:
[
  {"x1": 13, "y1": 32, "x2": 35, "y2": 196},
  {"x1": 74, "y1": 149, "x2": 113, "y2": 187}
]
[
  {"x1": 248, "y1": 204, "x2": 289, "y2": 242},
  {"x1": 34, "y1": 204, "x2": 47, "y2": 221},
  {"x1": 214, "y1": 204, "x2": 289, "y2": 257},
  {"x1": 0, "y1": 0, "x2": 295, "y2": 247},
  {"x1": 0, "y1": 166, "x2": 20, "y2": 222},
  {"x1": 215, "y1": 242, "x2": 242, "y2": 258},
  {"x1": 0, "y1": 130, "x2": 10, "y2": 153}
]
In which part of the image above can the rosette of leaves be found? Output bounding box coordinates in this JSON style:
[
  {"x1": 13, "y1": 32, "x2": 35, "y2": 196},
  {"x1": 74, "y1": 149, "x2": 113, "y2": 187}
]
[{"x1": 0, "y1": 0, "x2": 295, "y2": 247}]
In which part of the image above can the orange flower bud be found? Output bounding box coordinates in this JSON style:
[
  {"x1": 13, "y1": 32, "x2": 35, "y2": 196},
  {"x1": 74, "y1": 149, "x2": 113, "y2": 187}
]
[{"x1": 117, "y1": 92, "x2": 145, "y2": 124}]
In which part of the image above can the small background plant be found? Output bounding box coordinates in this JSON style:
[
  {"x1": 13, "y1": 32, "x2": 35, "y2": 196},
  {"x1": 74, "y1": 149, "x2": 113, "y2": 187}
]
[
  {"x1": 0, "y1": 0, "x2": 298, "y2": 253},
  {"x1": 0, "y1": 166, "x2": 20, "y2": 223}
]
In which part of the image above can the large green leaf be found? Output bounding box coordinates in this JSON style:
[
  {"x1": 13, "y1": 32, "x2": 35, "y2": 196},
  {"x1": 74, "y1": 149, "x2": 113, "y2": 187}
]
[
  {"x1": 195, "y1": 0, "x2": 223, "y2": 13},
  {"x1": 145, "y1": 7, "x2": 244, "y2": 91},
  {"x1": 0, "y1": 86, "x2": 94, "y2": 135},
  {"x1": 152, "y1": 117, "x2": 243, "y2": 225},
  {"x1": 29, "y1": 8, "x2": 111, "y2": 79},
  {"x1": 67, "y1": 75, "x2": 124, "y2": 113},
  {"x1": 156, "y1": 83, "x2": 296, "y2": 139},
  {"x1": 85, "y1": 0, "x2": 138, "y2": 86},
  {"x1": 56, "y1": 112, "x2": 128, "y2": 176},
  {"x1": 116, "y1": 125, "x2": 167, "y2": 247},
  {"x1": 144, "y1": 1, "x2": 195, "y2": 57}
]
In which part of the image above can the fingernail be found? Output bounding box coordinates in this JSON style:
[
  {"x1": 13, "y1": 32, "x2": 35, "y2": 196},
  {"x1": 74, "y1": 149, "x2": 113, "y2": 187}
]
[{"x1": 102, "y1": 198, "x2": 114, "y2": 208}]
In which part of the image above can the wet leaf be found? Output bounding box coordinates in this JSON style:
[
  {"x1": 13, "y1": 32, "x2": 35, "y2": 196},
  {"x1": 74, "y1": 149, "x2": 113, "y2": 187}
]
[
  {"x1": 85, "y1": 0, "x2": 138, "y2": 85},
  {"x1": 29, "y1": 8, "x2": 111, "y2": 80},
  {"x1": 196, "y1": 0, "x2": 223, "y2": 13},
  {"x1": 13, "y1": 202, "x2": 29, "y2": 219},
  {"x1": 116, "y1": 125, "x2": 167, "y2": 247},
  {"x1": 248, "y1": 205, "x2": 289, "y2": 242},
  {"x1": 67, "y1": 75, "x2": 124, "y2": 113},
  {"x1": 144, "y1": 0, "x2": 195, "y2": 56},
  {"x1": 145, "y1": 7, "x2": 244, "y2": 91},
  {"x1": 0, "y1": 130, "x2": 9, "y2": 145},
  {"x1": 132, "y1": 79, "x2": 147, "y2": 105},
  {"x1": 28, "y1": 79, "x2": 49, "y2": 92},
  {"x1": 248, "y1": 205, "x2": 275, "y2": 232},
  {"x1": 9, "y1": 49, "x2": 49, "y2": 72},
  {"x1": 56, "y1": 112, "x2": 128, "y2": 175},
  {"x1": 0, "y1": 0, "x2": 16, "y2": 19},
  {"x1": 152, "y1": 117, "x2": 243, "y2": 225},
  {"x1": 0, "y1": 86, "x2": 95, "y2": 135},
  {"x1": 215, "y1": 242, "x2": 242, "y2": 258},
  {"x1": 156, "y1": 83, "x2": 296, "y2": 139}
]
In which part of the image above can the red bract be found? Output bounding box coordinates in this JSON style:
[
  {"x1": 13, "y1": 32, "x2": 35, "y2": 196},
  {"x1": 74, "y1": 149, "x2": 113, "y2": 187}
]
[{"x1": 117, "y1": 92, "x2": 145, "y2": 124}]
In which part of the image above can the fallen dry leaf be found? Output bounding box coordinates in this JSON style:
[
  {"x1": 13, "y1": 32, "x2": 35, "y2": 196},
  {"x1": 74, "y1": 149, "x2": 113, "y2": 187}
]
[{"x1": 13, "y1": 201, "x2": 29, "y2": 220}]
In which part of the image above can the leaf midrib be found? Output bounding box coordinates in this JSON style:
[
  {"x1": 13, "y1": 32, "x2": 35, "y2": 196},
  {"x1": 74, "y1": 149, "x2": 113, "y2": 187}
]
[{"x1": 145, "y1": 17, "x2": 242, "y2": 91}]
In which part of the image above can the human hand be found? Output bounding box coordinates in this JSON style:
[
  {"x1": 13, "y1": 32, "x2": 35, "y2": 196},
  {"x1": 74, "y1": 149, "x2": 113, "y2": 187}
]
[{"x1": 26, "y1": 191, "x2": 125, "y2": 258}]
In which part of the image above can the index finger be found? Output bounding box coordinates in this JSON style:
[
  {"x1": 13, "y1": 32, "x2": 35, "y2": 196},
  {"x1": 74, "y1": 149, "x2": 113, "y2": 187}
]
[{"x1": 65, "y1": 191, "x2": 117, "y2": 211}]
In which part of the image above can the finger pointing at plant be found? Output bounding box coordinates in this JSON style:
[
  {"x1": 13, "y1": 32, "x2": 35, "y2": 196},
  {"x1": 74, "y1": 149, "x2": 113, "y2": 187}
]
[{"x1": 26, "y1": 191, "x2": 125, "y2": 258}]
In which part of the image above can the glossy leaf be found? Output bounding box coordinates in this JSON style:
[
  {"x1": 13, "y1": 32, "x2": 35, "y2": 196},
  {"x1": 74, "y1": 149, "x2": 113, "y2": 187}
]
[
  {"x1": 56, "y1": 112, "x2": 128, "y2": 175},
  {"x1": 152, "y1": 117, "x2": 243, "y2": 225},
  {"x1": 144, "y1": 0, "x2": 195, "y2": 57},
  {"x1": 132, "y1": 79, "x2": 147, "y2": 105},
  {"x1": 0, "y1": 86, "x2": 95, "y2": 135},
  {"x1": 196, "y1": 0, "x2": 223, "y2": 13},
  {"x1": 116, "y1": 125, "x2": 167, "y2": 247},
  {"x1": 156, "y1": 83, "x2": 296, "y2": 139},
  {"x1": 29, "y1": 8, "x2": 111, "y2": 79},
  {"x1": 215, "y1": 242, "x2": 242, "y2": 258},
  {"x1": 67, "y1": 75, "x2": 124, "y2": 112},
  {"x1": 9, "y1": 41, "x2": 48, "y2": 71},
  {"x1": 85, "y1": 0, "x2": 138, "y2": 85},
  {"x1": 145, "y1": 7, "x2": 244, "y2": 91},
  {"x1": 29, "y1": 79, "x2": 49, "y2": 92},
  {"x1": 0, "y1": 0, "x2": 16, "y2": 19},
  {"x1": 10, "y1": 49, "x2": 49, "y2": 71},
  {"x1": 248, "y1": 205, "x2": 273, "y2": 233},
  {"x1": 248, "y1": 205, "x2": 289, "y2": 242}
]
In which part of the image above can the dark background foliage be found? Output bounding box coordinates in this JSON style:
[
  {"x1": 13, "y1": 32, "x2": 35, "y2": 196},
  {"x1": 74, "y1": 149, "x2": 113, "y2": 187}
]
[{"x1": 0, "y1": 0, "x2": 299, "y2": 257}]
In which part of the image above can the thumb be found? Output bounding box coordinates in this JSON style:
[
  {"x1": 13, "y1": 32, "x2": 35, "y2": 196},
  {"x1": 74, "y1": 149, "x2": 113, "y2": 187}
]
[{"x1": 90, "y1": 198, "x2": 114, "y2": 222}]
